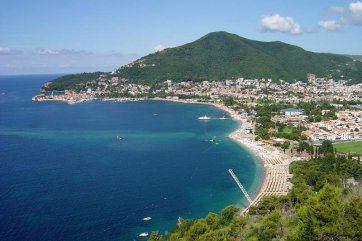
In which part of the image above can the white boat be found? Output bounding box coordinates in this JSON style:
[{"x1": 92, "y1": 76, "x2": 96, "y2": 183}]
[
  {"x1": 139, "y1": 232, "x2": 149, "y2": 237},
  {"x1": 143, "y1": 217, "x2": 152, "y2": 221},
  {"x1": 198, "y1": 115, "x2": 211, "y2": 120}
]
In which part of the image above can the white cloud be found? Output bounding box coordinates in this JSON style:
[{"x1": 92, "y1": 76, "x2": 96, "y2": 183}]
[
  {"x1": 33, "y1": 48, "x2": 60, "y2": 55},
  {"x1": 261, "y1": 14, "x2": 302, "y2": 35},
  {"x1": 318, "y1": 20, "x2": 342, "y2": 31},
  {"x1": 318, "y1": 2, "x2": 362, "y2": 31},
  {"x1": 0, "y1": 47, "x2": 20, "y2": 55},
  {"x1": 347, "y1": 1, "x2": 362, "y2": 24},
  {"x1": 33, "y1": 48, "x2": 90, "y2": 56},
  {"x1": 0, "y1": 47, "x2": 12, "y2": 55},
  {"x1": 154, "y1": 44, "x2": 167, "y2": 52},
  {"x1": 328, "y1": 6, "x2": 345, "y2": 14},
  {"x1": 350, "y1": 1, "x2": 362, "y2": 13}
]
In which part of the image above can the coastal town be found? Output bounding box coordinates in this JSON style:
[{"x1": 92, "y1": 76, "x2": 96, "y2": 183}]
[
  {"x1": 32, "y1": 74, "x2": 362, "y2": 211},
  {"x1": 5, "y1": 0, "x2": 362, "y2": 239},
  {"x1": 32, "y1": 74, "x2": 362, "y2": 146},
  {"x1": 33, "y1": 73, "x2": 362, "y2": 103}
]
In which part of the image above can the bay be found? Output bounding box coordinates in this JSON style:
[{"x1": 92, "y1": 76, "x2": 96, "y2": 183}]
[{"x1": 0, "y1": 75, "x2": 262, "y2": 241}]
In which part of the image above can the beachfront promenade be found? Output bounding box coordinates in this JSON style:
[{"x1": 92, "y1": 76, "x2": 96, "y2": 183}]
[{"x1": 229, "y1": 127, "x2": 291, "y2": 214}]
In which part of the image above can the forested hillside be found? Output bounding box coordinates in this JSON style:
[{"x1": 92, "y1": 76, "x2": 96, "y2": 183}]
[{"x1": 43, "y1": 32, "x2": 362, "y2": 91}]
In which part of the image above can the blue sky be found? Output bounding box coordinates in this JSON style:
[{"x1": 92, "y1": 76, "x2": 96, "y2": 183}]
[{"x1": 1, "y1": 0, "x2": 361, "y2": 74}]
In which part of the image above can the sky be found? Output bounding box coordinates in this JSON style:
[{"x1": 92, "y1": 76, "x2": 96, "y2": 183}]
[{"x1": 0, "y1": 0, "x2": 361, "y2": 75}]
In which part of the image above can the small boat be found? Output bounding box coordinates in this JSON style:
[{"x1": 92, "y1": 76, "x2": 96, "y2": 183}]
[
  {"x1": 198, "y1": 115, "x2": 211, "y2": 120},
  {"x1": 143, "y1": 217, "x2": 152, "y2": 221},
  {"x1": 210, "y1": 136, "x2": 219, "y2": 144},
  {"x1": 139, "y1": 232, "x2": 149, "y2": 237}
]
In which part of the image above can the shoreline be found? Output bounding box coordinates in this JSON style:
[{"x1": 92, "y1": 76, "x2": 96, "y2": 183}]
[
  {"x1": 32, "y1": 95, "x2": 291, "y2": 212},
  {"x1": 206, "y1": 102, "x2": 291, "y2": 212},
  {"x1": 228, "y1": 129, "x2": 291, "y2": 213},
  {"x1": 149, "y1": 98, "x2": 291, "y2": 212}
]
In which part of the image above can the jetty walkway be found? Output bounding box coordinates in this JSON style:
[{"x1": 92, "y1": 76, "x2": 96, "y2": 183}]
[{"x1": 229, "y1": 129, "x2": 292, "y2": 214}]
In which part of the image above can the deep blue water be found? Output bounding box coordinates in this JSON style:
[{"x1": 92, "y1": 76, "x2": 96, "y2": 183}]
[{"x1": 0, "y1": 75, "x2": 262, "y2": 241}]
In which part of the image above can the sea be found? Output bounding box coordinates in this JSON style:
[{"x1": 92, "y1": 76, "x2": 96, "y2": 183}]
[{"x1": 0, "y1": 75, "x2": 263, "y2": 241}]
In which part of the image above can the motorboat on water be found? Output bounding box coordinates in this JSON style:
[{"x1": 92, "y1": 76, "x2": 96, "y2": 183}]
[
  {"x1": 198, "y1": 115, "x2": 211, "y2": 120},
  {"x1": 143, "y1": 217, "x2": 152, "y2": 221},
  {"x1": 139, "y1": 232, "x2": 149, "y2": 237}
]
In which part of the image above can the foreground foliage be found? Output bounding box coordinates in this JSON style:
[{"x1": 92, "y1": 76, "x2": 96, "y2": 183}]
[{"x1": 149, "y1": 154, "x2": 361, "y2": 241}]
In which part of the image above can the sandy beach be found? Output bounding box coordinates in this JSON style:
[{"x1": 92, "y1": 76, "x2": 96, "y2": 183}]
[
  {"x1": 228, "y1": 129, "x2": 291, "y2": 213},
  {"x1": 218, "y1": 104, "x2": 291, "y2": 213},
  {"x1": 175, "y1": 99, "x2": 292, "y2": 212},
  {"x1": 34, "y1": 95, "x2": 291, "y2": 212},
  {"x1": 151, "y1": 98, "x2": 292, "y2": 212}
]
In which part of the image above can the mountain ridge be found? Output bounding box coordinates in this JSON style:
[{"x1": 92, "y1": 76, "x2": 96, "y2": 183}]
[
  {"x1": 115, "y1": 31, "x2": 360, "y2": 83},
  {"x1": 44, "y1": 31, "x2": 362, "y2": 91}
]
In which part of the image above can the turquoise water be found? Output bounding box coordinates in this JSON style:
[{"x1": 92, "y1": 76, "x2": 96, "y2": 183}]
[{"x1": 0, "y1": 75, "x2": 262, "y2": 241}]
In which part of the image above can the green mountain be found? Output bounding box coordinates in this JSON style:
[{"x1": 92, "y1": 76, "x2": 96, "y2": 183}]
[
  {"x1": 116, "y1": 31, "x2": 360, "y2": 83},
  {"x1": 45, "y1": 31, "x2": 362, "y2": 90}
]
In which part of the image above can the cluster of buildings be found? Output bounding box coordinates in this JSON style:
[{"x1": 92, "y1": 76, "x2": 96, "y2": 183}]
[
  {"x1": 302, "y1": 110, "x2": 362, "y2": 141},
  {"x1": 39, "y1": 72, "x2": 362, "y2": 105},
  {"x1": 32, "y1": 90, "x2": 91, "y2": 104},
  {"x1": 159, "y1": 78, "x2": 362, "y2": 103},
  {"x1": 84, "y1": 75, "x2": 151, "y2": 96},
  {"x1": 271, "y1": 108, "x2": 306, "y2": 126},
  {"x1": 34, "y1": 74, "x2": 362, "y2": 143}
]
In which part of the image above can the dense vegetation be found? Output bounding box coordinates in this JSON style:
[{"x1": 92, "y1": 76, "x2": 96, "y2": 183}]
[
  {"x1": 298, "y1": 101, "x2": 338, "y2": 122},
  {"x1": 44, "y1": 32, "x2": 362, "y2": 91},
  {"x1": 42, "y1": 72, "x2": 103, "y2": 91},
  {"x1": 149, "y1": 142, "x2": 361, "y2": 241},
  {"x1": 116, "y1": 32, "x2": 361, "y2": 84},
  {"x1": 253, "y1": 102, "x2": 304, "y2": 140}
]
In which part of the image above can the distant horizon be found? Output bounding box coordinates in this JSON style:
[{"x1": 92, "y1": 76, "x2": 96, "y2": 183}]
[
  {"x1": 1, "y1": 31, "x2": 361, "y2": 76},
  {"x1": 1, "y1": 0, "x2": 362, "y2": 75}
]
